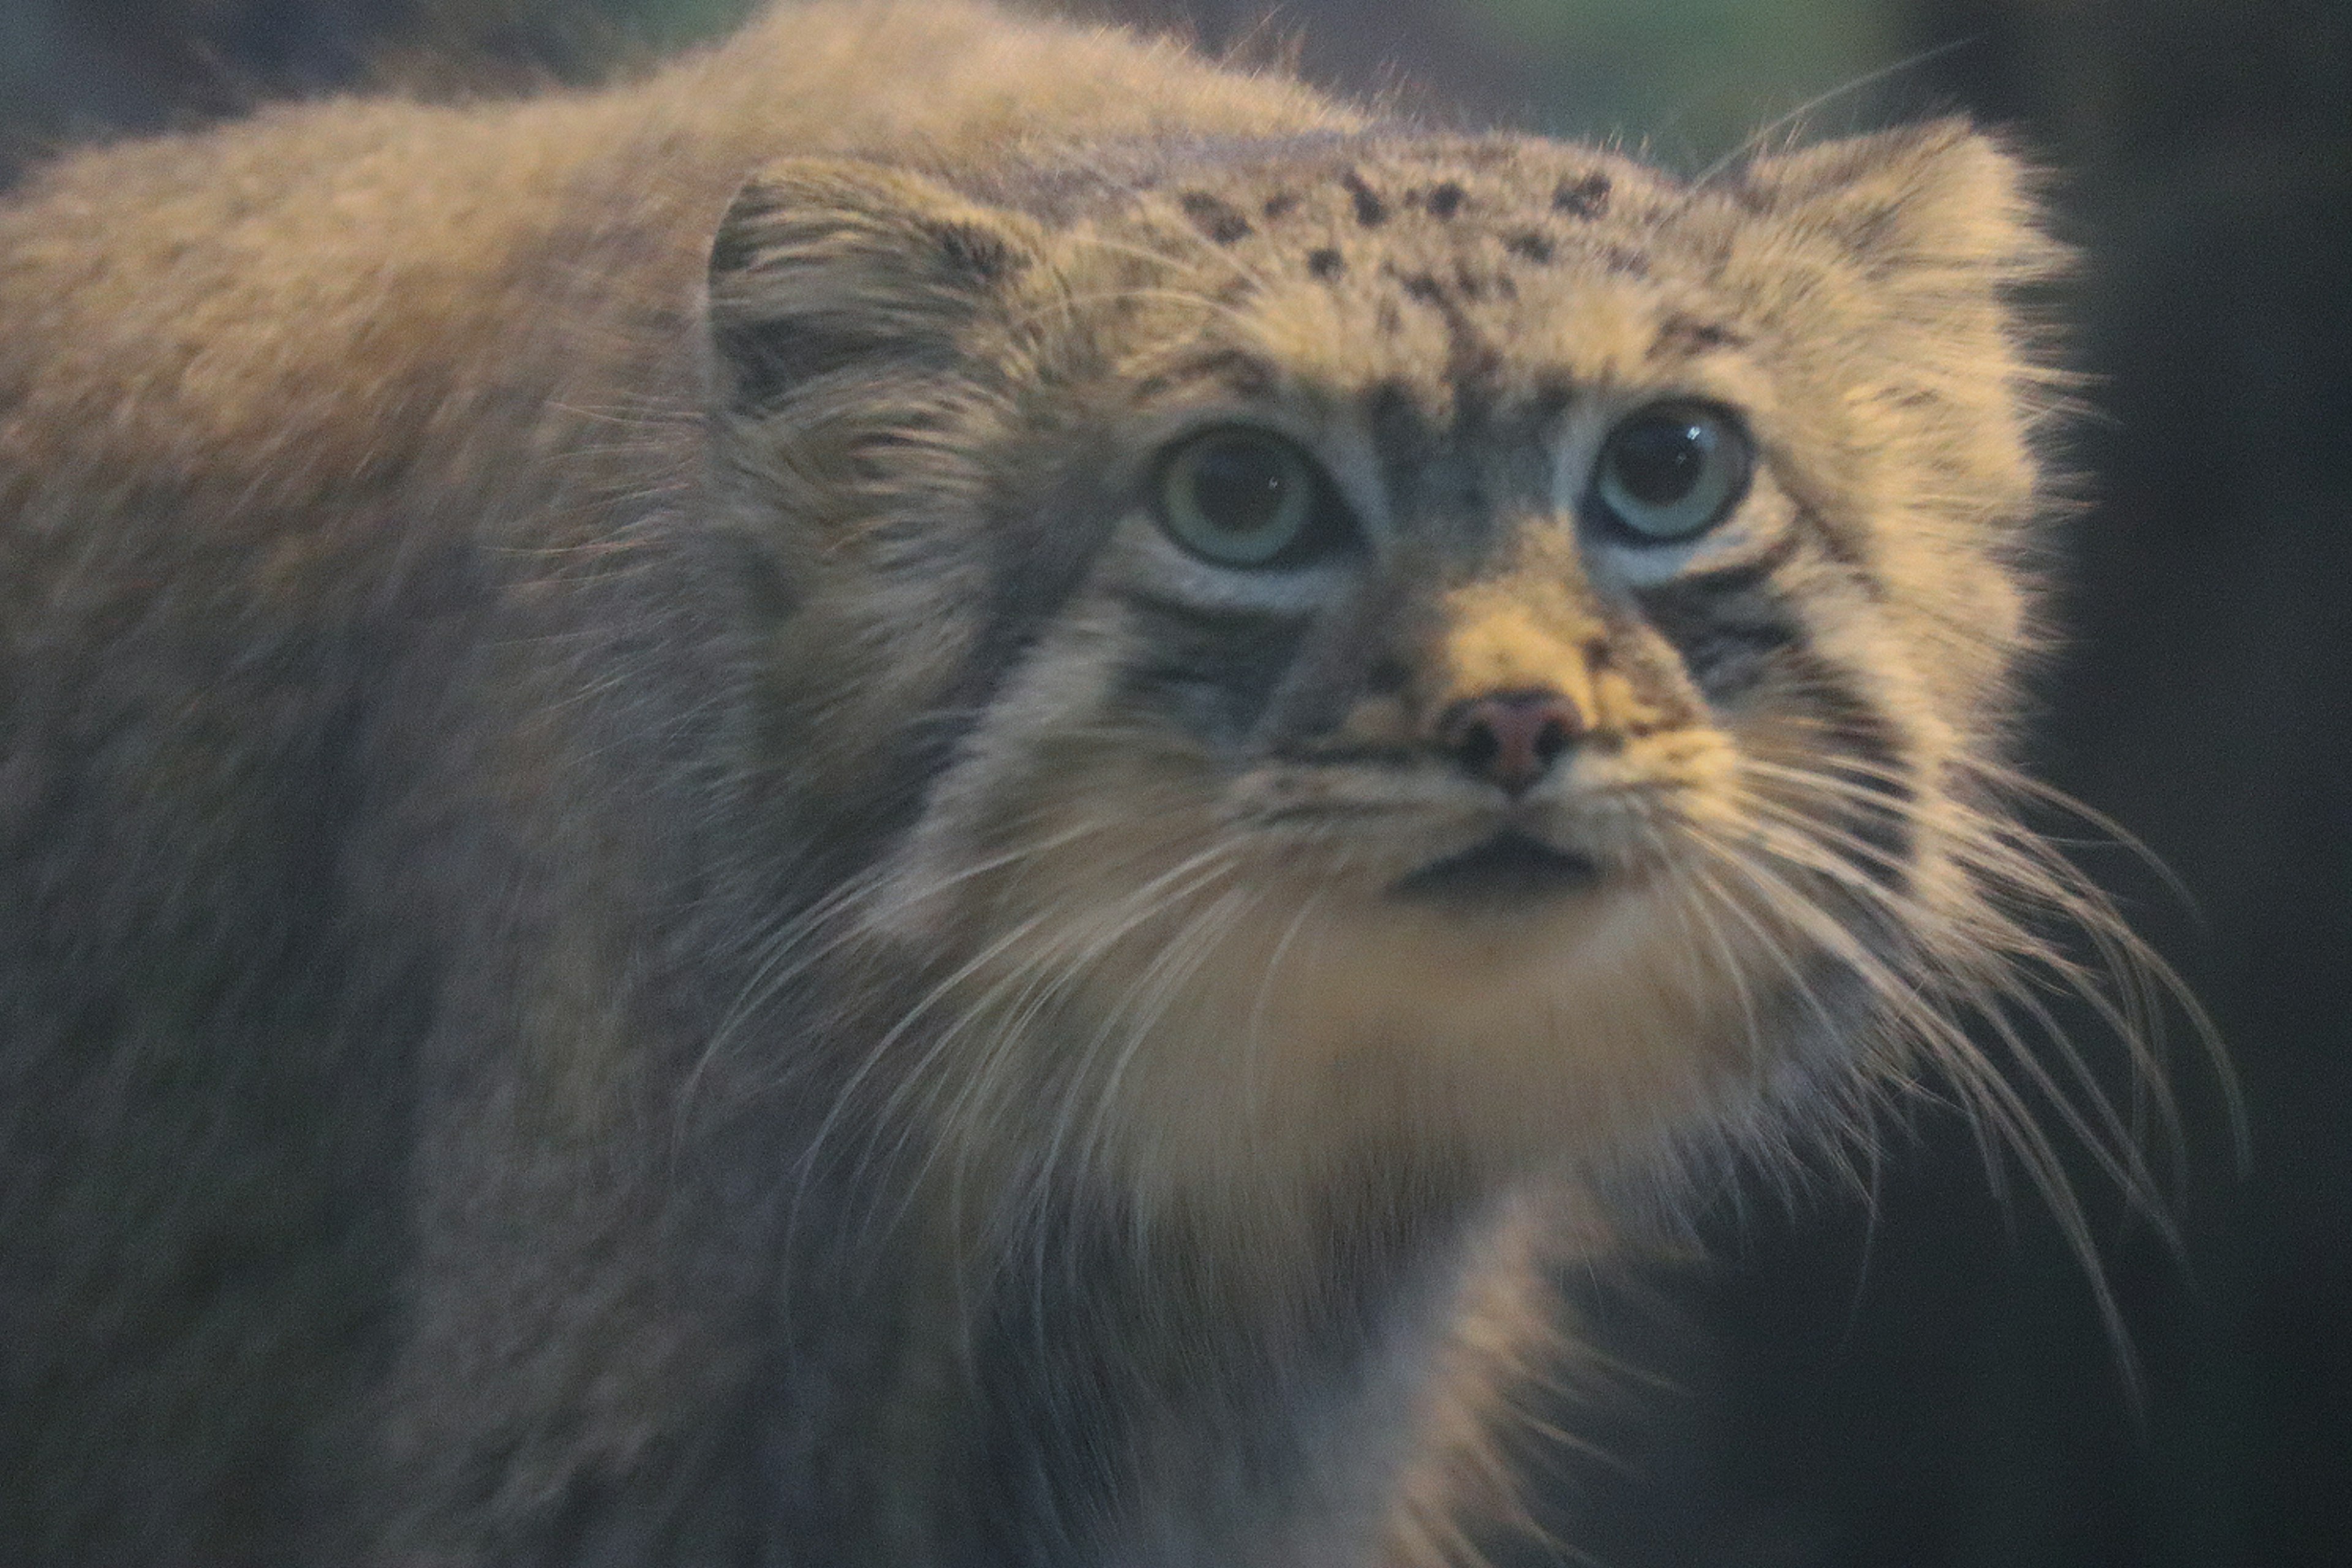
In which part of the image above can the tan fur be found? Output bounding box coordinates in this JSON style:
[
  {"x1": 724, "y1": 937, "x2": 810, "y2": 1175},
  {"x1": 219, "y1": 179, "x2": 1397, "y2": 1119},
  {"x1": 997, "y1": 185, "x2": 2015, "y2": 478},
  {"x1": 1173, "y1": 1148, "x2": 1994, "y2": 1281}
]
[{"x1": 0, "y1": 6, "x2": 2133, "y2": 1564}]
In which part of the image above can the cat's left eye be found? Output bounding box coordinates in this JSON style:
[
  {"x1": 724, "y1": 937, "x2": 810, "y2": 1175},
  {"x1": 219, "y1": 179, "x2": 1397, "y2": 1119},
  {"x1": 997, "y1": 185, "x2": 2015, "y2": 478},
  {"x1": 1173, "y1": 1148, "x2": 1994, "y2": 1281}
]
[
  {"x1": 1155, "y1": 429, "x2": 1352, "y2": 568},
  {"x1": 1590, "y1": 403, "x2": 1752, "y2": 544}
]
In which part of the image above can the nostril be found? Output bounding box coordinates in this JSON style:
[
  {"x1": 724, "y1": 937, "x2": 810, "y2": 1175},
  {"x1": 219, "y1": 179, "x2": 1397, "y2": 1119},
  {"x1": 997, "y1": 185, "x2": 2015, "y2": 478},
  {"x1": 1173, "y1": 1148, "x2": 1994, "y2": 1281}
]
[
  {"x1": 1441, "y1": 688, "x2": 1585, "y2": 794},
  {"x1": 1454, "y1": 720, "x2": 1500, "y2": 774}
]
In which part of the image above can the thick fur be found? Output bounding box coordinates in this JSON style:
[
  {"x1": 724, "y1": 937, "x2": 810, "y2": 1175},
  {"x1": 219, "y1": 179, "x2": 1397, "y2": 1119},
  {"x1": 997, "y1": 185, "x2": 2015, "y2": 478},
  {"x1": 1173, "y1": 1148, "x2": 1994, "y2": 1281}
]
[{"x1": 0, "y1": 2, "x2": 2075, "y2": 1562}]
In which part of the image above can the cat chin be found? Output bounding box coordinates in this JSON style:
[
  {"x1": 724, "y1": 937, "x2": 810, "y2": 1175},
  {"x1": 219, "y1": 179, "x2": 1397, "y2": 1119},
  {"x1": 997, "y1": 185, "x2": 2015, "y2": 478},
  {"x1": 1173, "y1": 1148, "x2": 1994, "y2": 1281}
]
[
  {"x1": 919, "y1": 837, "x2": 1807, "y2": 1223},
  {"x1": 876, "y1": 734, "x2": 1817, "y2": 1219}
]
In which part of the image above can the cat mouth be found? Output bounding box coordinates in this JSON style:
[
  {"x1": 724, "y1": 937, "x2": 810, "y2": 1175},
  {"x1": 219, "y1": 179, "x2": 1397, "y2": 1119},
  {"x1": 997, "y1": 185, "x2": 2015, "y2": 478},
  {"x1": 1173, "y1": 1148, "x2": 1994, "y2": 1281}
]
[{"x1": 1389, "y1": 831, "x2": 1600, "y2": 905}]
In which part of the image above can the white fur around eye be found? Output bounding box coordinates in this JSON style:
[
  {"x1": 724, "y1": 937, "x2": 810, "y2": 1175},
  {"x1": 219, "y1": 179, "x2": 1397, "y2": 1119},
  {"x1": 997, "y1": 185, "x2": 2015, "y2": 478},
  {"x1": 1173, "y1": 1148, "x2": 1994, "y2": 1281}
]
[
  {"x1": 1110, "y1": 518, "x2": 1357, "y2": 615},
  {"x1": 1581, "y1": 466, "x2": 1796, "y2": 590}
]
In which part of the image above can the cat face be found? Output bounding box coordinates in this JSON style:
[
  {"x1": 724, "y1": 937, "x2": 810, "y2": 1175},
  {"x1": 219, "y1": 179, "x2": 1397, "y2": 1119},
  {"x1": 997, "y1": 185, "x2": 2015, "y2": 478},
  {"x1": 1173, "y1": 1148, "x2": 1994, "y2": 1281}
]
[{"x1": 707, "y1": 127, "x2": 2064, "y2": 1218}]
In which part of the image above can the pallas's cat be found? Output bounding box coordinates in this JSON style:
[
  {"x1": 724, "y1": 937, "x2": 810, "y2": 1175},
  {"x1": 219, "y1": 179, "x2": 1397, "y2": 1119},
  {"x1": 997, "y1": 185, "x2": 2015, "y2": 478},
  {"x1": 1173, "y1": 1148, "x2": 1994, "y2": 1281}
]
[{"x1": 0, "y1": 1, "x2": 2152, "y2": 1562}]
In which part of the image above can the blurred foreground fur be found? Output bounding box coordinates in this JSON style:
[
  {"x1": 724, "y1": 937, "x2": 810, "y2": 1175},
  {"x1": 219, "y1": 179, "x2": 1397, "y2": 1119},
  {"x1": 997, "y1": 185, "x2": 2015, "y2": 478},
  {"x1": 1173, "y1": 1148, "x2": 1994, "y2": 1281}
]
[{"x1": 0, "y1": 2, "x2": 2181, "y2": 1561}]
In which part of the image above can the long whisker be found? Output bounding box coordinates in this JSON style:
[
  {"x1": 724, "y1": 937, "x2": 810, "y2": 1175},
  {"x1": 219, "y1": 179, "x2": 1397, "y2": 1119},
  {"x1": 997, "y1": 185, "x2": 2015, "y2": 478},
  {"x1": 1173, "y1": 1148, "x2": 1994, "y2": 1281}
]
[
  {"x1": 895, "y1": 842, "x2": 1249, "y2": 1257},
  {"x1": 1679, "y1": 822, "x2": 2150, "y2": 1394},
  {"x1": 1035, "y1": 876, "x2": 1262, "y2": 1333},
  {"x1": 1737, "y1": 753, "x2": 2223, "y2": 1175},
  {"x1": 1692, "y1": 38, "x2": 1977, "y2": 184},
  {"x1": 1731, "y1": 782, "x2": 2176, "y2": 1193}
]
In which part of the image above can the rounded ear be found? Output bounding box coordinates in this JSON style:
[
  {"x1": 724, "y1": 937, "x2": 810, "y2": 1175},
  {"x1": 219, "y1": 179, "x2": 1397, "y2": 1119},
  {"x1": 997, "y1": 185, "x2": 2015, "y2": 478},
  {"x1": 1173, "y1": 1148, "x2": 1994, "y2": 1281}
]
[
  {"x1": 706, "y1": 159, "x2": 1045, "y2": 412},
  {"x1": 1736, "y1": 120, "x2": 2062, "y2": 283}
]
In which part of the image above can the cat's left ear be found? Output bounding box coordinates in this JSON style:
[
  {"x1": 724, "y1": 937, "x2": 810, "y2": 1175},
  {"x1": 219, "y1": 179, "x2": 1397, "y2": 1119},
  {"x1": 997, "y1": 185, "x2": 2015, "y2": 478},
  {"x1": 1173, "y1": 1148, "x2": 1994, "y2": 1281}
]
[
  {"x1": 1735, "y1": 119, "x2": 2059, "y2": 282},
  {"x1": 704, "y1": 159, "x2": 1047, "y2": 413}
]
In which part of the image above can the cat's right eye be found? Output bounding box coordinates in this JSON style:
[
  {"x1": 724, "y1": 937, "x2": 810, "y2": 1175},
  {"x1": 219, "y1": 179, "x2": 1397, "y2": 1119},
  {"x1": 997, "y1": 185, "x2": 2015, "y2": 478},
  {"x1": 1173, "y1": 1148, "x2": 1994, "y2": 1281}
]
[
  {"x1": 1590, "y1": 402, "x2": 1752, "y2": 545},
  {"x1": 1155, "y1": 428, "x2": 1354, "y2": 568}
]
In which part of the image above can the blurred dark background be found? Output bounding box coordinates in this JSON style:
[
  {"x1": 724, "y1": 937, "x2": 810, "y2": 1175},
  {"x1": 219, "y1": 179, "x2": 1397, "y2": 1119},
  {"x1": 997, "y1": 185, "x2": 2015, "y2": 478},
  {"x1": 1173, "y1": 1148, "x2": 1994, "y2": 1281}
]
[{"x1": 4, "y1": 1, "x2": 2343, "y2": 1563}]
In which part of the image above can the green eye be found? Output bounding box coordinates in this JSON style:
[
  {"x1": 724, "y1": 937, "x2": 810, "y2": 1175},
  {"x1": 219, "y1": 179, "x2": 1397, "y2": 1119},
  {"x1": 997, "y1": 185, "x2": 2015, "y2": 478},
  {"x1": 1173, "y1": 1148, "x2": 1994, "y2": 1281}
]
[
  {"x1": 1156, "y1": 429, "x2": 1344, "y2": 568},
  {"x1": 1593, "y1": 403, "x2": 1752, "y2": 543}
]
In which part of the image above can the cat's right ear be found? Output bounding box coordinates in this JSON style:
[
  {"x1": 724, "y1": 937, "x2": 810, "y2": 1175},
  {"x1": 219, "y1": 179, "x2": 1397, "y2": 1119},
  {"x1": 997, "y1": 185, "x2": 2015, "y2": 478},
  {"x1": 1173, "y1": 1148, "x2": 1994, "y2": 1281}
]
[
  {"x1": 1730, "y1": 120, "x2": 2059, "y2": 287},
  {"x1": 704, "y1": 159, "x2": 1044, "y2": 413}
]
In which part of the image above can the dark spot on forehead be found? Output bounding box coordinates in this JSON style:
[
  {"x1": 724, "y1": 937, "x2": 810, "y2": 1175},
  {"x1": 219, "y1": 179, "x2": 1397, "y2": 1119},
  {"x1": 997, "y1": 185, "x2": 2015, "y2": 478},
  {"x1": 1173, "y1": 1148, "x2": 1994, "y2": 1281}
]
[
  {"x1": 1262, "y1": 190, "x2": 1300, "y2": 220},
  {"x1": 1397, "y1": 270, "x2": 1446, "y2": 305},
  {"x1": 1553, "y1": 172, "x2": 1611, "y2": 218},
  {"x1": 1425, "y1": 181, "x2": 1466, "y2": 218},
  {"x1": 1503, "y1": 230, "x2": 1555, "y2": 263},
  {"x1": 1340, "y1": 168, "x2": 1389, "y2": 227},
  {"x1": 1178, "y1": 190, "x2": 1253, "y2": 244},
  {"x1": 1306, "y1": 246, "x2": 1346, "y2": 281},
  {"x1": 1654, "y1": 314, "x2": 1749, "y2": 358}
]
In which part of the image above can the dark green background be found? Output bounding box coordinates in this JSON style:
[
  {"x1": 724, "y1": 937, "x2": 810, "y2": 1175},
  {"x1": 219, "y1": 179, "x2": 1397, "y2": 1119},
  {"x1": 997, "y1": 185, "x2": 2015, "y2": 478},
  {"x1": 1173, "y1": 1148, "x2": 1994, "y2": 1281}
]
[{"x1": 4, "y1": 2, "x2": 2345, "y2": 1563}]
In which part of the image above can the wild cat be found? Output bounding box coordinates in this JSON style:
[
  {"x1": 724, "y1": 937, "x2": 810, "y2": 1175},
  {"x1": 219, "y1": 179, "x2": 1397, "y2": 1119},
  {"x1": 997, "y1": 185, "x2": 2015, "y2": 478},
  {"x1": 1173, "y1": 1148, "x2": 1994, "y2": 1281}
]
[{"x1": 0, "y1": 0, "x2": 2179, "y2": 1561}]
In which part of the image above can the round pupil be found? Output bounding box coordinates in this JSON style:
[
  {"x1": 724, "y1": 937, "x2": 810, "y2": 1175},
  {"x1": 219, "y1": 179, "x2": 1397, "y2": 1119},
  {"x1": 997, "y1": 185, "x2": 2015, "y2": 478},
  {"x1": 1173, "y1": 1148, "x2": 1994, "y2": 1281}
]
[
  {"x1": 1187, "y1": 439, "x2": 1294, "y2": 535},
  {"x1": 1609, "y1": 417, "x2": 1709, "y2": 505}
]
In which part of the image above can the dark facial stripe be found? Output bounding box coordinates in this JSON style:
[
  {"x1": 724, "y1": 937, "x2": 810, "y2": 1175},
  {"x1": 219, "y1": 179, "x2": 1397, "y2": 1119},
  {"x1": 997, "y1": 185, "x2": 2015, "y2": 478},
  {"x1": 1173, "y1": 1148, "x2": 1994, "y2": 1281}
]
[
  {"x1": 1110, "y1": 589, "x2": 1313, "y2": 748},
  {"x1": 1126, "y1": 347, "x2": 1281, "y2": 404},
  {"x1": 1634, "y1": 545, "x2": 1805, "y2": 700},
  {"x1": 1651, "y1": 313, "x2": 1749, "y2": 359},
  {"x1": 1377, "y1": 265, "x2": 1504, "y2": 424},
  {"x1": 1792, "y1": 503, "x2": 1878, "y2": 586},
  {"x1": 925, "y1": 462, "x2": 1133, "y2": 775},
  {"x1": 1768, "y1": 647, "x2": 1916, "y2": 891},
  {"x1": 1670, "y1": 529, "x2": 1803, "y2": 597}
]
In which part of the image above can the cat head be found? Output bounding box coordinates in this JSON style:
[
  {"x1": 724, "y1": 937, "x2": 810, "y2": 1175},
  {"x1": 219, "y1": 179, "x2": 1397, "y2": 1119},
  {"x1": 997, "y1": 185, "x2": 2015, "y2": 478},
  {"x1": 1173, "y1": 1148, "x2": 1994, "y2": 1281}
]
[{"x1": 702, "y1": 125, "x2": 2078, "y2": 1224}]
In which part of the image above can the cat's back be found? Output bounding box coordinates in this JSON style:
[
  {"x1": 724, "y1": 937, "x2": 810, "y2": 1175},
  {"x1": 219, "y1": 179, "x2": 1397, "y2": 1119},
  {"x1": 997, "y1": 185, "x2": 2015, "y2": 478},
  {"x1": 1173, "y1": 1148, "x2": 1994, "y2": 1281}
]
[{"x1": 0, "y1": 0, "x2": 1341, "y2": 513}]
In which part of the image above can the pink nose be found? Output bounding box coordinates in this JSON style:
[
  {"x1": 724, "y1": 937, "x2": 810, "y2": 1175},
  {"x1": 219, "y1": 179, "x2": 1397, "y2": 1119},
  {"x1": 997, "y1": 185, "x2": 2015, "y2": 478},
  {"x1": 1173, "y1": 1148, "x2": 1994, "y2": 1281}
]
[{"x1": 1441, "y1": 689, "x2": 1583, "y2": 794}]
